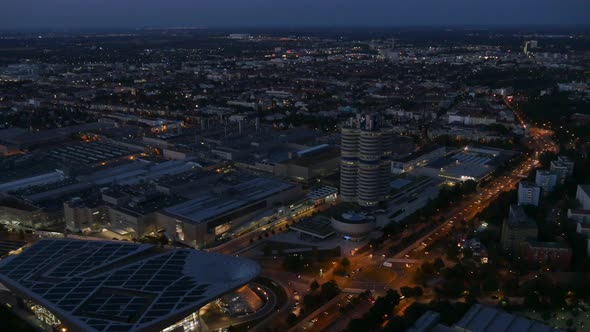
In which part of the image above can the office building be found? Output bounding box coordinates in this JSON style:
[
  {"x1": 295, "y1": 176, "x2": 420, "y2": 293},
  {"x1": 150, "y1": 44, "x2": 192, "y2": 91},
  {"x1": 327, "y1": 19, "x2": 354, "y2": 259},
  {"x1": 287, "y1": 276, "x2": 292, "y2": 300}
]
[
  {"x1": 524, "y1": 240, "x2": 572, "y2": 270},
  {"x1": 535, "y1": 170, "x2": 557, "y2": 194},
  {"x1": 340, "y1": 114, "x2": 393, "y2": 207},
  {"x1": 501, "y1": 205, "x2": 538, "y2": 257},
  {"x1": 576, "y1": 184, "x2": 590, "y2": 209},
  {"x1": 0, "y1": 239, "x2": 260, "y2": 332},
  {"x1": 550, "y1": 156, "x2": 574, "y2": 184},
  {"x1": 517, "y1": 181, "x2": 541, "y2": 206},
  {"x1": 568, "y1": 184, "x2": 590, "y2": 223}
]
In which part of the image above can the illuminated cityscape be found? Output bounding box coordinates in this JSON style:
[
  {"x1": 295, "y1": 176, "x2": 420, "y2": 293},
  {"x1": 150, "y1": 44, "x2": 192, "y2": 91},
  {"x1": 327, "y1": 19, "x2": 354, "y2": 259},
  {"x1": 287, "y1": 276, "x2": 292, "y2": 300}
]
[{"x1": 0, "y1": 2, "x2": 590, "y2": 332}]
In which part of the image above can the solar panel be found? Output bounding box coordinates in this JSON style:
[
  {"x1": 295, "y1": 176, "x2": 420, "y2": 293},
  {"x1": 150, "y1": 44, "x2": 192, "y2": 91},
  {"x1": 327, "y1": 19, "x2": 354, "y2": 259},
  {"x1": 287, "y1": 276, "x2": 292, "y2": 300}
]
[{"x1": 0, "y1": 239, "x2": 260, "y2": 332}]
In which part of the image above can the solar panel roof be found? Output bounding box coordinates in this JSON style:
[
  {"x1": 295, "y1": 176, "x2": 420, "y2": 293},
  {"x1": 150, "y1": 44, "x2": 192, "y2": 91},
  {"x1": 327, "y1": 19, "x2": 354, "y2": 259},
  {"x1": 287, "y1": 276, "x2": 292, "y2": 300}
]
[{"x1": 0, "y1": 239, "x2": 260, "y2": 332}]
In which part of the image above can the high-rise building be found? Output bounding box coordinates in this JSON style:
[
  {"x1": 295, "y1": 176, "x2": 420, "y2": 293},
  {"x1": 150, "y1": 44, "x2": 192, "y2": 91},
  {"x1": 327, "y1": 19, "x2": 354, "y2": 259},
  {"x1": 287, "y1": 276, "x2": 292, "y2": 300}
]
[
  {"x1": 517, "y1": 181, "x2": 541, "y2": 206},
  {"x1": 535, "y1": 169, "x2": 557, "y2": 195},
  {"x1": 340, "y1": 114, "x2": 393, "y2": 207},
  {"x1": 550, "y1": 156, "x2": 574, "y2": 184},
  {"x1": 576, "y1": 185, "x2": 590, "y2": 210},
  {"x1": 501, "y1": 205, "x2": 538, "y2": 257}
]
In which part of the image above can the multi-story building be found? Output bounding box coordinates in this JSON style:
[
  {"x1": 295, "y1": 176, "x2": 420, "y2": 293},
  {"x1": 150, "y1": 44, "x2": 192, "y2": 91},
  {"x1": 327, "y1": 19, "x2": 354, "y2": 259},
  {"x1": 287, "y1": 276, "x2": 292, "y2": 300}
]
[
  {"x1": 64, "y1": 198, "x2": 108, "y2": 232},
  {"x1": 274, "y1": 145, "x2": 340, "y2": 183},
  {"x1": 391, "y1": 145, "x2": 446, "y2": 174},
  {"x1": 568, "y1": 184, "x2": 590, "y2": 223},
  {"x1": 517, "y1": 181, "x2": 541, "y2": 206},
  {"x1": 340, "y1": 114, "x2": 393, "y2": 207},
  {"x1": 576, "y1": 221, "x2": 590, "y2": 257},
  {"x1": 524, "y1": 240, "x2": 572, "y2": 270},
  {"x1": 158, "y1": 176, "x2": 302, "y2": 248},
  {"x1": 550, "y1": 155, "x2": 574, "y2": 184},
  {"x1": 535, "y1": 169, "x2": 557, "y2": 194},
  {"x1": 501, "y1": 205, "x2": 538, "y2": 257},
  {"x1": 576, "y1": 184, "x2": 590, "y2": 208}
]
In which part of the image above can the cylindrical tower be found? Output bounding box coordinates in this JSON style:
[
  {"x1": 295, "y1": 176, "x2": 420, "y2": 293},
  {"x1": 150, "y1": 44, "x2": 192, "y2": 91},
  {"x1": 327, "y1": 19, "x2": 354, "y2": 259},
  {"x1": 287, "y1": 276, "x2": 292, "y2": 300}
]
[
  {"x1": 340, "y1": 127, "x2": 359, "y2": 202},
  {"x1": 340, "y1": 114, "x2": 393, "y2": 206}
]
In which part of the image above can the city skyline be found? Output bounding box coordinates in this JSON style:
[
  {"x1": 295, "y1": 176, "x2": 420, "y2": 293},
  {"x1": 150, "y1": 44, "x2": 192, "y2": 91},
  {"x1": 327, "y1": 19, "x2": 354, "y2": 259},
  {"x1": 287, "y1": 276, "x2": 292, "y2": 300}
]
[
  {"x1": 0, "y1": 6, "x2": 589, "y2": 331},
  {"x1": 1, "y1": 0, "x2": 590, "y2": 30}
]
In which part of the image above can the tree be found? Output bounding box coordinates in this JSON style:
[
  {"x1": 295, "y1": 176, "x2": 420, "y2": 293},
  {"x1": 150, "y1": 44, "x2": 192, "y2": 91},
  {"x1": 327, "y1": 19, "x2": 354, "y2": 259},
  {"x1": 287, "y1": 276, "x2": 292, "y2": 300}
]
[
  {"x1": 347, "y1": 319, "x2": 367, "y2": 332},
  {"x1": 303, "y1": 293, "x2": 321, "y2": 311},
  {"x1": 446, "y1": 245, "x2": 460, "y2": 261},
  {"x1": 282, "y1": 255, "x2": 305, "y2": 273},
  {"x1": 482, "y1": 276, "x2": 499, "y2": 293},
  {"x1": 463, "y1": 247, "x2": 474, "y2": 259},
  {"x1": 400, "y1": 286, "x2": 414, "y2": 298},
  {"x1": 433, "y1": 257, "x2": 445, "y2": 270},
  {"x1": 310, "y1": 280, "x2": 320, "y2": 292},
  {"x1": 461, "y1": 180, "x2": 478, "y2": 195},
  {"x1": 286, "y1": 313, "x2": 298, "y2": 326},
  {"x1": 320, "y1": 280, "x2": 341, "y2": 300},
  {"x1": 413, "y1": 286, "x2": 423, "y2": 297},
  {"x1": 341, "y1": 257, "x2": 351, "y2": 269},
  {"x1": 157, "y1": 233, "x2": 168, "y2": 246},
  {"x1": 539, "y1": 151, "x2": 557, "y2": 169}
]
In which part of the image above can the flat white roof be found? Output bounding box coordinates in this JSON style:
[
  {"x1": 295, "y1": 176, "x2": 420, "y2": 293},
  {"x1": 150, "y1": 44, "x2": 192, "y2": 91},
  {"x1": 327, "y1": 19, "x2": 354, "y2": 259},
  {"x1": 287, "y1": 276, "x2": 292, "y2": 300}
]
[{"x1": 164, "y1": 177, "x2": 295, "y2": 224}]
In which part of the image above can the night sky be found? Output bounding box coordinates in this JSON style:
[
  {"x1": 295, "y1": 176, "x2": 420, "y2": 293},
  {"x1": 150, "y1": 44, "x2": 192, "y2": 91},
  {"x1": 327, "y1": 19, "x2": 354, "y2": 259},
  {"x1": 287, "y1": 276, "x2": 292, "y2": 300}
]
[{"x1": 1, "y1": 0, "x2": 589, "y2": 30}]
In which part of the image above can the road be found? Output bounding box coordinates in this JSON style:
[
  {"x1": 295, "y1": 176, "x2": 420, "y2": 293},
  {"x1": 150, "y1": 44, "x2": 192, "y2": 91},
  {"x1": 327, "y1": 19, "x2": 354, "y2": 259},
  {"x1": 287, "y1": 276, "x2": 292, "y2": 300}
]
[
  {"x1": 210, "y1": 96, "x2": 558, "y2": 331},
  {"x1": 210, "y1": 204, "x2": 323, "y2": 255},
  {"x1": 397, "y1": 99, "x2": 558, "y2": 263},
  {"x1": 300, "y1": 100, "x2": 559, "y2": 331}
]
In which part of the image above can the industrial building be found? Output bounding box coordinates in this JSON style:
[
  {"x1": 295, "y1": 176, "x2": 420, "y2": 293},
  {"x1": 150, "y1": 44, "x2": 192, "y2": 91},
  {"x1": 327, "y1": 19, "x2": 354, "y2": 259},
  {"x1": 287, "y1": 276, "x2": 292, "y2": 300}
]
[
  {"x1": 414, "y1": 146, "x2": 518, "y2": 184},
  {"x1": 0, "y1": 122, "x2": 114, "y2": 155},
  {"x1": 274, "y1": 144, "x2": 340, "y2": 183},
  {"x1": 159, "y1": 176, "x2": 302, "y2": 248},
  {"x1": 391, "y1": 145, "x2": 446, "y2": 174}
]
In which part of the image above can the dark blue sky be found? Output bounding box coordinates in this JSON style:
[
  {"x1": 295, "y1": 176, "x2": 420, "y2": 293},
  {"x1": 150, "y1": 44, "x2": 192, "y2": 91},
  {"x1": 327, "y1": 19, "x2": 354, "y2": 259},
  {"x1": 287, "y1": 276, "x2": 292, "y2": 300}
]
[{"x1": 1, "y1": 0, "x2": 589, "y2": 30}]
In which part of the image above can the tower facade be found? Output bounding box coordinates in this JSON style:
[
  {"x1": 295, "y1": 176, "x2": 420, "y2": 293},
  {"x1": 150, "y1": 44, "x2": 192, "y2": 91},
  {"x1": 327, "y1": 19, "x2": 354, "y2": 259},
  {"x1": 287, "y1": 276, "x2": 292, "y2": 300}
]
[{"x1": 340, "y1": 114, "x2": 392, "y2": 207}]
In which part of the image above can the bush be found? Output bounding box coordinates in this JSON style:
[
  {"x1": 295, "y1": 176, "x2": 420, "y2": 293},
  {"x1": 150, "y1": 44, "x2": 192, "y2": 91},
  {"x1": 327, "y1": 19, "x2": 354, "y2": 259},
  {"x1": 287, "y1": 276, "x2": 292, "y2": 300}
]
[{"x1": 286, "y1": 313, "x2": 298, "y2": 326}]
